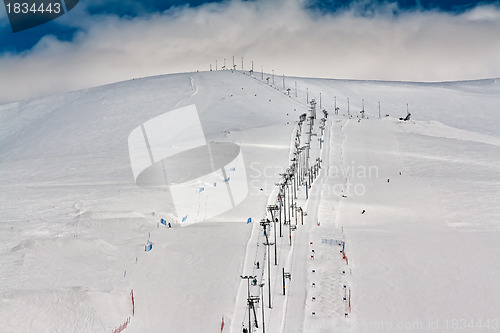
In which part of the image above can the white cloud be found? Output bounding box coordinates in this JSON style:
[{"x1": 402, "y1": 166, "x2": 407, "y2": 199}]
[
  {"x1": 0, "y1": 0, "x2": 499, "y2": 103},
  {"x1": 463, "y1": 4, "x2": 500, "y2": 21}
]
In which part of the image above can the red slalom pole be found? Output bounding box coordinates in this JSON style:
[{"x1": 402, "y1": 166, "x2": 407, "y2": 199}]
[
  {"x1": 349, "y1": 289, "x2": 351, "y2": 313},
  {"x1": 131, "y1": 290, "x2": 135, "y2": 316}
]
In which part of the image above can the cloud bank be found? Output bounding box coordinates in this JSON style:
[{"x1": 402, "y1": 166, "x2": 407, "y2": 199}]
[{"x1": 0, "y1": 0, "x2": 499, "y2": 103}]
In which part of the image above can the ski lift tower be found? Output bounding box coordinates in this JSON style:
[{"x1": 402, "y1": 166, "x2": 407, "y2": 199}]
[
  {"x1": 240, "y1": 275, "x2": 258, "y2": 331},
  {"x1": 267, "y1": 205, "x2": 280, "y2": 265},
  {"x1": 260, "y1": 219, "x2": 274, "y2": 308},
  {"x1": 310, "y1": 99, "x2": 317, "y2": 120}
]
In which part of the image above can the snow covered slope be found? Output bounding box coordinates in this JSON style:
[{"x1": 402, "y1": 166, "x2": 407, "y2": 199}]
[
  {"x1": 0, "y1": 71, "x2": 499, "y2": 332},
  {"x1": 0, "y1": 70, "x2": 302, "y2": 332}
]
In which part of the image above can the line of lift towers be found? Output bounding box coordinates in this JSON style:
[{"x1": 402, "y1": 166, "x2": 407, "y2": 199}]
[{"x1": 241, "y1": 98, "x2": 327, "y2": 333}]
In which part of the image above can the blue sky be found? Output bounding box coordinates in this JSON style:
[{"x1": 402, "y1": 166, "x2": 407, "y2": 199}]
[
  {"x1": 1, "y1": 0, "x2": 496, "y2": 53},
  {"x1": 1, "y1": 0, "x2": 499, "y2": 102}
]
